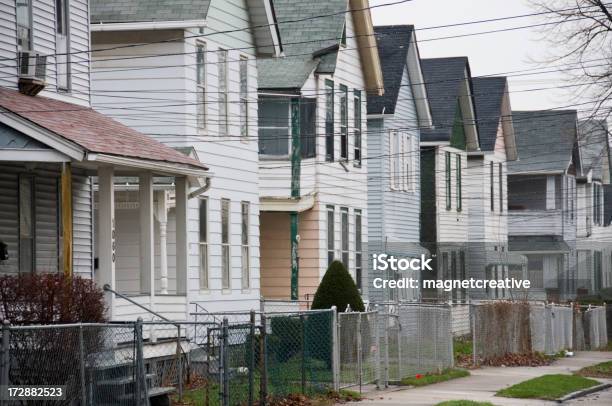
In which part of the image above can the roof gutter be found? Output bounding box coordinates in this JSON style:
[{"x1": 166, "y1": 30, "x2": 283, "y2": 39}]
[
  {"x1": 86, "y1": 153, "x2": 209, "y2": 177},
  {"x1": 91, "y1": 20, "x2": 207, "y2": 32}
]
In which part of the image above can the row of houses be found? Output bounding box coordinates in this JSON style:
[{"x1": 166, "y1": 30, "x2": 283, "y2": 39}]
[{"x1": 0, "y1": 0, "x2": 610, "y2": 322}]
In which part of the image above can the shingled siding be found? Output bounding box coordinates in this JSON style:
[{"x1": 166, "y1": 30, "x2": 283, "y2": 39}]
[
  {"x1": 0, "y1": 0, "x2": 90, "y2": 104},
  {"x1": 91, "y1": 0, "x2": 261, "y2": 313}
]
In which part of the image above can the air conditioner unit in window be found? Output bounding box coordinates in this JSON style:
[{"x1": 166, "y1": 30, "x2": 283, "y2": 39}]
[{"x1": 17, "y1": 50, "x2": 47, "y2": 96}]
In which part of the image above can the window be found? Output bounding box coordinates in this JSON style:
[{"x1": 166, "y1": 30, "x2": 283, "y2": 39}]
[
  {"x1": 258, "y1": 96, "x2": 290, "y2": 156},
  {"x1": 218, "y1": 49, "x2": 228, "y2": 134},
  {"x1": 499, "y1": 163, "x2": 503, "y2": 213},
  {"x1": 325, "y1": 80, "x2": 334, "y2": 161},
  {"x1": 221, "y1": 199, "x2": 230, "y2": 289},
  {"x1": 355, "y1": 209, "x2": 362, "y2": 290},
  {"x1": 459, "y1": 251, "x2": 466, "y2": 300},
  {"x1": 339, "y1": 85, "x2": 348, "y2": 160},
  {"x1": 456, "y1": 154, "x2": 462, "y2": 211},
  {"x1": 55, "y1": 0, "x2": 70, "y2": 90},
  {"x1": 327, "y1": 205, "x2": 335, "y2": 265},
  {"x1": 390, "y1": 131, "x2": 400, "y2": 190},
  {"x1": 199, "y1": 199, "x2": 208, "y2": 289},
  {"x1": 570, "y1": 179, "x2": 575, "y2": 221},
  {"x1": 341, "y1": 207, "x2": 349, "y2": 270},
  {"x1": 353, "y1": 90, "x2": 362, "y2": 166},
  {"x1": 19, "y1": 175, "x2": 34, "y2": 273},
  {"x1": 403, "y1": 134, "x2": 414, "y2": 192},
  {"x1": 16, "y1": 0, "x2": 32, "y2": 50},
  {"x1": 239, "y1": 56, "x2": 248, "y2": 137},
  {"x1": 451, "y1": 252, "x2": 457, "y2": 299},
  {"x1": 241, "y1": 202, "x2": 250, "y2": 289},
  {"x1": 300, "y1": 98, "x2": 317, "y2": 158},
  {"x1": 490, "y1": 161, "x2": 495, "y2": 212},
  {"x1": 445, "y1": 152, "x2": 451, "y2": 210},
  {"x1": 341, "y1": 24, "x2": 347, "y2": 47},
  {"x1": 196, "y1": 42, "x2": 207, "y2": 129}
]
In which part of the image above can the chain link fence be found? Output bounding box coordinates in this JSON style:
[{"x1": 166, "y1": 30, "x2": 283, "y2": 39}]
[
  {"x1": 471, "y1": 301, "x2": 608, "y2": 364},
  {"x1": 337, "y1": 303, "x2": 454, "y2": 390}
]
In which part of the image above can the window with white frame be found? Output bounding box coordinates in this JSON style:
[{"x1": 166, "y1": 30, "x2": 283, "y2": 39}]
[
  {"x1": 490, "y1": 161, "x2": 495, "y2": 212},
  {"x1": 218, "y1": 49, "x2": 228, "y2": 135},
  {"x1": 341, "y1": 207, "x2": 349, "y2": 270},
  {"x1": 55, "y1": 0, "x2": 70, "y2": 90},
  {"x1": 16, "y1": 0, "x2": 32, "y2": 50},
  {"x1": 327, "y1": 205, "x2": 335, "y2": 266},
  {"x1": 355, "y1": 209, "x2": 362, "y2": 290},
  {"x1": 196, "y1": 42, "x2": 206, "y2": 129},
  {"x1": 325, "y1": 80, "x2": 334, "y2": 161},
  {"x1": 239, "y1": 56, "x2": 248, "y2": 137},
  {"x1": 241, "y1": 201, "x2": 250, "y2": 289},
  {"x1": 221, "y1": 199, "x2": 230, "y2": 289},
  {"x1": 353, "y1": 90, "x2": 362, "y2": 166},
  {"x1": 499, "y1": 162, "x2": 503, "y2": 213},
  {"x1": 390, "y1": 131, "x2": 400, "y2": 190},
  {"x1": 199, "y1": 198, "x2": 208, "y2": 289},
  {"x1": 340, "y1": 85, "x2": 348, "y2": 160},
  {"x1": 445, "y1": 151, "x2": 451, "y2": 210},
  {"x1": 402, "y1": 134, "x2": 415, "y2": 192},
  {"x1": 258, "y1": 96, "x2": 290, "y2": 156}
]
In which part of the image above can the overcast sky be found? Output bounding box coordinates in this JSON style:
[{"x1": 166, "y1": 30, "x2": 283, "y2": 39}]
[{"x1": 370, "y1": 0, "x2": 572, "y2": 111}]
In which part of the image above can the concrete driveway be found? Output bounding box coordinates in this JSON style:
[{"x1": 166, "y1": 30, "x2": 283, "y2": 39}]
[{"x1": 357, "y1": 351, "x2": 612, "y2": 406}]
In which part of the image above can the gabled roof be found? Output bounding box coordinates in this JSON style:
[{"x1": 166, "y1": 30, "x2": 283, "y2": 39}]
[
  {"x1": 472, "y1": 77, "x2": 505, "y2": 151},
  {"x1": 91, "y1": 0, "x2": 211, "y2": 24},
  {"x1": 577, "y1": 119, "x2": 610, "y2": 181},
  {"x1": 508, "y1": 110, "x2": 577, "y2": 174},
  {"x1": 367, "y1": 25, "x2": 413, "y2": 115},
  {"x1": 0, "y1": 87, "x2": 207, "y2": 171},
  {"x1": 258, "y1": 0, "x2": 383, "y2": 93},
  {"x1": 420, "y1": 57, "x2": 479, "y2": 149}
]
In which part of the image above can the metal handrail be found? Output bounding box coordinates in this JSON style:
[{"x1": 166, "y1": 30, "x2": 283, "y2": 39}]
[{"x1": 103, "y1": 284, "x2": 178, "y2": 326}]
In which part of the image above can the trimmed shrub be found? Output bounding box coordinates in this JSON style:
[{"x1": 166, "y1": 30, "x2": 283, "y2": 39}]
[{"x1": 311, "y1": 260, "x2": 364, "y2": 312}]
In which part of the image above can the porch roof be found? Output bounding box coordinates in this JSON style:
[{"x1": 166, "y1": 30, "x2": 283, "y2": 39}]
[
  {"x1": 508, "y1": 236, "x2": 571, "y2": 254},
  {"x1": 0, "y1": 87, "x2": 208, "y2": 175}
]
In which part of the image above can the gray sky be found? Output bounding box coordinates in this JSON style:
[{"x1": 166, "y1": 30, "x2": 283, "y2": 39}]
[{"x1": 370, "y1": 0, "x2": 572, "y2": 111}]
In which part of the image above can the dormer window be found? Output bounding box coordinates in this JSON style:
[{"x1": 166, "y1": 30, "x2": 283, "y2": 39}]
[{"x1": 16, "y1": 0, "x2": 33, "y2": 50}]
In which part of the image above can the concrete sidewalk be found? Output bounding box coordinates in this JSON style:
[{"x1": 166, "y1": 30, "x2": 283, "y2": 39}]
[{"x1": 357, "y1": 351, "x2": 612, "y2": 406}]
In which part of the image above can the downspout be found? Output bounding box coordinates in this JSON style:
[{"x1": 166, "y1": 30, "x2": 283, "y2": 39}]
[{"x1": 290, "y1": 98, "x2": 301, "y2": 300}]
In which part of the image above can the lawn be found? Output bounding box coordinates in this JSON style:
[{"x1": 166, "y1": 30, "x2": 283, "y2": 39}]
[
  {"x1": 496, "y1": 374, "x2": 600, "y2": 400},
  {"x1": 400, "y1": 368, "x2": 470, "y2": 387},
  {"x1": 435, "y1": 401, "x2": 494, "y2": 406},
  {"x1": 576, "y1": 361, "x2": 612, "y2": 379}
]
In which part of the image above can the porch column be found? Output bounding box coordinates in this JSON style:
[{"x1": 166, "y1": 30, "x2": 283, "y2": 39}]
[
  {"x1": 60, "y1": 163, "x2": 73, "y2": 276},
  {"x1": 97, "y1": 167, "x2": 116, "y2": 318},
  {"x1": 139, "y1": 173, "x2": 155, "y2": 297},
  {"x1": 155, "y1": 190, "x2": 169, "y2": 294},
  {"x1": 175, "y1": 177, "x2": 188, "y2": 295}
]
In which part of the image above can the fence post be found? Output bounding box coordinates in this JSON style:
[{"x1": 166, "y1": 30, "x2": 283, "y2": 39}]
[
  {"x1": 300, "y1": 313, "x2": 306, "y2": 394},
  {"x1": 249, "y1": 310, "x2": 256, "y2": 406},
  {"x1": 1, "y1": 320, "x2": 10, "y2": 405},
  {"x1": 397, "y1": 313, "x2": 402, "y2": 380},
  {"x1": 357, "y1": 312, "x2": 363, "y2": 393},
  {"x1": 79, "y1": 324, "x2": 87, "y2": 405},
  {"x1": 331, "y1": 306, "x2": 339, "y2": 392},
  {"x1": 135, "y1": 318, "x2": 147, "y2": 406},
  {"x1": 177, "y1": 324, "x2": 183, "y2": 402},
  {"x1": 374, "y1": 306, "x2": 381, "y2": 389},
  {"x1": 222, "y1": 318, "x2": 229, "y2": 406},
  {"x1": 260, "y1": 313, "x2": 268, "y2": 406},
  {"x1": 471, "y1": 303, "x2": 477, "y2": 367},
  {"x1": 384, "y1": 307, "x2": 389, "y2": 387}
]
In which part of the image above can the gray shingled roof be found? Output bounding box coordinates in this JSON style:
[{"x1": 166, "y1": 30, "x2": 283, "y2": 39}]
[
  {"x1": 367, "y1": 25, "x2": 413, "y2": 115},
  {"x1": 509, "y1": 236, "x2": 571, "y2": 253},
  {"x1": 472, "y1": 77, "x2": 507, "y2": 151},
  {"x1": 91, "y1": 0, "x2": 211, "y2": 24},
  {"x1": 577, "y1": 119, "x2": 609, "y2": 179},
  {"x1": 420, "y1": 57, "x2": 471, "y2": 143},
  {"x1": 508, "y1": 110, "x2": 577, "y2": 174},
  {"x1": 258, "y1": 0, "x2": 346, "y2": 90}
]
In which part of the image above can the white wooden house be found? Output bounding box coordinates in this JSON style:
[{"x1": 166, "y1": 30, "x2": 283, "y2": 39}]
[
  {"x1": 575, "y1": 119, "x2": 612, "y2": 294},
  {"x1": 0, "y1": 0, "x2": 209, "y2": 321},
  {"x1": 507, "y1": 110, "x2": 579, "y2": 302},
  {"x1": 466, "y1": 77, "x2": 524, "y2": 300},
  {"x1": 256, "y1": 0, "x2": 383, "y2": 300},
  {"x1": 365, "y1": 25, "x2": 432, "y2": 303},
  {"x1": 89, "y1": 0, "x2": 281, "y2": 316},
  {"x1": 419, "y1": 57, "x2": 480, "y2": 300}
]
